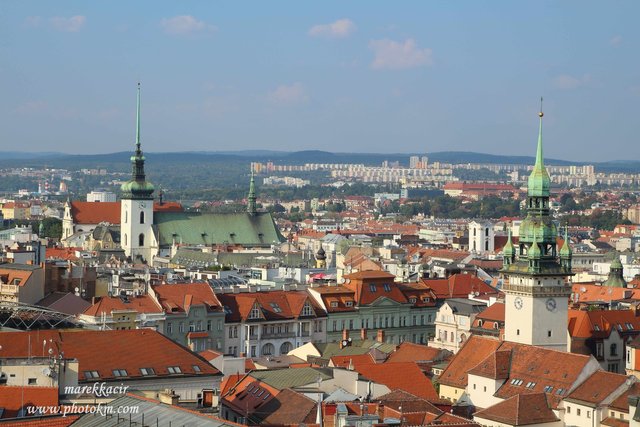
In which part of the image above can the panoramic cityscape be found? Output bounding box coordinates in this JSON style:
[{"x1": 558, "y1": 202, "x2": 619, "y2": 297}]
[{"x1": 1, "y1": 2, "x2": 640, "y2": 427}]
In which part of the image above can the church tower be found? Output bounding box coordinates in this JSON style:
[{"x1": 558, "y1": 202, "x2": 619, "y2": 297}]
[
  {"x1": 120, "y1": 83, "x2": 155, "y2": 262},
  {"x1": 502, "y1": 102, "x2": 573, "y2": 351}
]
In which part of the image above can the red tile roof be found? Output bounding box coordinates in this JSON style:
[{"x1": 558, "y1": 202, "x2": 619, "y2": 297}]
[
  {"x1": 71, "y1": 201, "x2": 120, "y2": 224},
  {"x1": 83, "y1": 294, "x2": 163, "y2": 317},
  {"x1": 386, "y1": 342, "x2": 445, "y2": 364},
  {"x1": 0, "y1": 416, "x2": 80, "y2": 426},
  {"x1": 468, "y1": 349, "x2": 512, "y2": 380},
  {"x1": 572, "y1": 283, "x2": 640, "y2": 304},
  {"x1": 439, "y1": 335, "x2": 502, "y2": 389},
  {"x1": 568, "y1": 309, "x2": 640, "y2": 339},
  {"x1": 564, "y1": 370, "x2": 628, "y2": 406},
  {"x1": 422, "y1": 274, "x2": 498, "y2": 300},
  {"x1": 474, "y1": 393, "x2": 559, "y2": 425},
  {"x1": 217, "y1": 290, "x2": 325, "y2": 322},
  {"x1": 0, "y1": 386, "x2": 58, "y2": 419},
  {"x1": 45, "y1": 247, "x2": 81, "y2": 261},
  {"x1": 354, "y1": 362, "x2": 439, "y2": 401},
  {"x1": 152, "y1": 282, "x2": 222, "y2": 314},
  {"x1": 329, "y1": 354, "x2": 376, "y2": 369},
  {"x1": 0, "y1": 329, "x2": 218, "y2": 382}
]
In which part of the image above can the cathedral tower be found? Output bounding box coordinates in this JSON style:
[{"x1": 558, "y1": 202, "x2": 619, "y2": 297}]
[
  {"x1": 502, "y1": 102, "x2": 573, "y2": 351},
  {"x1": 120, "y1": 83, "x2": 155, "y2": 262}
]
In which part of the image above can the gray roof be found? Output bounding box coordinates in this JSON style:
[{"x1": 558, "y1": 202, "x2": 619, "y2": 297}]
[
  {"x1": 71, "y1": 394, "x2": 237, "y2": 426},
  {"x1": 250, "y1": 367, "x2": 332, "y2": 390},
  {"x1": 444, "y1": 298, "x2": 487, "y2": 316}
]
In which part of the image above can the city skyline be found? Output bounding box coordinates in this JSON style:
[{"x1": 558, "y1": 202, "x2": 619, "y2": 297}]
[{"x1": 1, "y1": 1, "x2": 639, "y2": 161}]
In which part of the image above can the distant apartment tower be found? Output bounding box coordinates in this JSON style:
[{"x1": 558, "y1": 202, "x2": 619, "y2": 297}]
[
  {"x1": 468, "y1": 220, "x2": 495, "y2": 253},
  {"x1": 410, "y1": 156, "x2": 420, "y2": 168},
  {"x1": 87, "y1": 191, "x2": 117, "y2": 203}
]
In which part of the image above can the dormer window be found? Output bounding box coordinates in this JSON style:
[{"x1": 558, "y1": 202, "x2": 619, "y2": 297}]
[
  {"x1": 383, "y1": 283, "x2": 391, "y2": 292},
  {"x1": 345, "y1": 301, "x2": 354, "y2": 307},
  {"x1": 369, "y1": 284, "x2": 377, "y2": 292},
  {"x1": 422, "y1": 297, "x2": 430, "y2": 303},
  {"x1": 409, "y1": 297, "x2": 417, "y2": 304},
  {"x1": 301, "y1": 301, "x2": 314, "y2": 316},
  {"x1": 330, "y1": 301, "x2": 338, "y2": 308},
  {"x1": 249, "y1": 304, "x2": 261, "y2": 319}
]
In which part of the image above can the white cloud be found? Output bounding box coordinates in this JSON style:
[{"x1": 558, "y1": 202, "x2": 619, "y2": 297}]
[
  {"x1": 161, "y1": 15, "x2": 216, "y2": 35},
  {"x1": 610, "y1": 35, "x2": 623, "y2": 47},
  {"x1": 14, "y1": 100, "x2": 47, "y2": 114},
  {"x1": 50, "y1": 15, "x2": 86, "y2": 32},
  {"x1": 552, "y1": 74, "x2": 591, "y2": 90},
  {"x1": 369, "y1": 38, "x2": 433, "y2": 70},
  {"x1": 268, "y1": 83, "x2": 309, "y2": 105},
  {"x1": 308, "y1": 19, "x2": 355, "y2": 38}
]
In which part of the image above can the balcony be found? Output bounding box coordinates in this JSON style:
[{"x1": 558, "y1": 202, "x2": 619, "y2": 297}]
[{"x1": 260, "y1": 331, "x2": 296, "y2": 339}]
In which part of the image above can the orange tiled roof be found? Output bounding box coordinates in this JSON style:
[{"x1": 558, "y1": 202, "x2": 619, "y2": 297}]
[
  {"x1": 45, "y1": 247, "x2": 81, "y2": 261},
  {"x1": 474, "y1": 393, "x2": 558, "y2": 425},
  {"x1": 438, "y1": 335, "x2": 502, "y2": 388},
  {"x1": 572, "y1": 283, "x2": 640, "y2": 303},
  {"x1": 0, "y1": 266, "x2": 34, "y2": 287},
  {"x1": 475, "y1": 302, "x2": 505, "y2": 322},
  {"x1": 354, "y1": 362, "x2": 439, "y2": 401},
  {"x1": 217, "y1": 290, "x2": 325, "y2": 322},
  {"x1": 152, "y1": 282, "x2": 222, "y2": 314},
  {"x1": 83, "y1": 294, "x2": 163, "y2": 317},
  {"x1": 0, "y1": 416, "x2": 80, "y2": 426},
  {"x1": 71, "y1": 201, "x2": 120, "y2": 224},
  {"x1": 0, "y1": 329, "x2": 217, "y2": 382},
  {"x1": 468, "y1": 349, "x2": 512, "y2": 380},
  {"x1": 386, "y1": 342, "x2": 444, "y2": 364},
  {"x1": 330, "y1": 353, "x2": 376, "y2": 369},
  {"x1": 422, "y1": 274, "x2": 498, "y2": 300},
  {"x1": 568, "y1": 309, "x2": 640, "y2": 339},
  {"x1": 0, "y1": 386, "x2": 58, "y2": 419},
  {"x1": 564, "y1": 370, "x2": 628, "y2": 406}
]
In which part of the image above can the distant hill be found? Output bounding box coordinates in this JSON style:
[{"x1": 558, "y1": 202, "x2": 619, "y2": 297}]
[{"x1": 0, "y1": 150, "x2": 638, "y2": 173}]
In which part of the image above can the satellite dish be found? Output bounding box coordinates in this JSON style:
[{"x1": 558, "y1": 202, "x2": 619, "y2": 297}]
[
  {"x1": 342, "y1": 340, "x2": 349, "y2": 347},
  {"x1": 580, "y1": 287, "x2": 586, "y2": 293}
]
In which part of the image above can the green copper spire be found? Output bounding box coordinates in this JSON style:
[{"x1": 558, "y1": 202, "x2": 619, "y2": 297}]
[
  {"x1": 603, "y1": 253, "x2": 626, "y2": 288},
  {"x1": 121, "y1": 83, "x2": 154, "y2": 200},
  {"x1": 560, "y1": 226, "x2": 572, "y2": 258},
  {"x1": 503, "y1": 228, "x2": 514, "y2": 257},
  {"x1": 528, "y1": 231, "x2": 541, "y2": 259},
  {"x1": 247, "y1": 170, "x2": 257, "y2": 215},
  {"x1": 527, "y1": 98, "x2": 551, "y2": 197}
]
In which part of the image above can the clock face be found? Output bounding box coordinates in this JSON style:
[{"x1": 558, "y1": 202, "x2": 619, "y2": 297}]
[
  {"x1": 514, "y1": 297, "x2": 523, "y2": 310},
  {"x1": 546, "y1": 298, "x2": 557, "y2": 311}
]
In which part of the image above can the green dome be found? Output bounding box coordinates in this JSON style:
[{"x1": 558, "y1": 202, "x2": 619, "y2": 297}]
[
  {"x1": 611, "y1": 256, "x2": 623, "y2": 270},
  {"x1": 121, "y1": 179, "x2": 155, "y2": 199},
  {"x1": 603, "y1": 256, "x2": 626, "y2": 288}
]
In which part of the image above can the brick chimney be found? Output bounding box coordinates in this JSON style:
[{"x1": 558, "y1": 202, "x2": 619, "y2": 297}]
[
  {"x1": 360, "y1": 328, "x2": 367, "y2": 340},
  {"x1": 376, "y1": 329, "x2": 385, "y2": 343},
  {"x1": 342, "y1": 329, "x2": 349, "y2": 341}
]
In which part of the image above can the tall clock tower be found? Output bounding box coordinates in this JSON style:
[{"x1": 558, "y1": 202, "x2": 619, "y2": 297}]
[
  {"x1": 501, "y1": 104, "x2": 573, "y2": 352},
  {"x1": 120, "y1": 83, "x2": 155, "y2": 262}
]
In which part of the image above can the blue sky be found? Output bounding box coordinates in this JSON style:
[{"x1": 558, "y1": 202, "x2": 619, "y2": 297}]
[{"x1": 1, "y1": 1, "x2": 638, "y2": 161}]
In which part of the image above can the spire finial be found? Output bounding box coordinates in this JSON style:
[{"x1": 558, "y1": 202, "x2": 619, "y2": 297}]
[
  {"x1": 136, "y1": 82, "x2": 141, "y2": 151},
  {"x1": 535, "y1": 97, "x2": 544, "y2": 169},
  {"x1": 247, "y1": 168, "x2": 257, "y2": 215}
]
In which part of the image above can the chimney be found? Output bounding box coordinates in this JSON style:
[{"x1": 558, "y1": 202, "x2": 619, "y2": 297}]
[
  {"x1": 342, "y1": 329, "x2": 349, "y2": 341},
  {"x1": 360, "y1": 328, "x2": 367, "y2": 341},
  {"x1": 376, "y1": 329, "x2": 385, "y2": 343},
  {"x1": 158, "y1": 389, "x2": 180, "y2": 406}
]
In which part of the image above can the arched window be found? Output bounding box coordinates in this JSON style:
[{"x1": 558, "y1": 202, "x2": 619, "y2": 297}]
[
  {"x1": 261, "y1": 343, "x2": 275, "y2": 356},
  {"x1": 139, "y1": 233, "x2": 144, "y2": 247},
  {"x1": 279, "y1": 342, "x2": 292, "y2": 355},
  {"x1": 140, "y1": 211, "x2": 145, "y2": 224}
]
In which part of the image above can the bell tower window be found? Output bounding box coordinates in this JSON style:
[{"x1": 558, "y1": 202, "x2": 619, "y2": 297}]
[
  {"x1": 140, "y1": 211, "x2": 145, "y2": 224},
  {"x1": 139, "y1": 233, "x2": 145, "y2": 247}
]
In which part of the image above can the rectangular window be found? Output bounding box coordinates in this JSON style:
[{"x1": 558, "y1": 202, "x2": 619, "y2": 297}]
[
  {"x1": 140, "y1": 367, "x2": 155, "y2": 376},
  {"x1": 383, "y1": 283, "x2": 391, "y2": 292},
  {"x1": 166, "y1": 322, "x2": 172, "y2": 334},
  {"x1": 167, "y1": 366, "x2": 182, "y2": 374},
  {"x1": 28, "y1": 378, "x2": 37, "y2": 385},
  {"x1": 369, "y1": 284, "x2": 377, "y2": 292},
  {"x1": 577, "y1": 409, "x2": 581, "y2": 416}
]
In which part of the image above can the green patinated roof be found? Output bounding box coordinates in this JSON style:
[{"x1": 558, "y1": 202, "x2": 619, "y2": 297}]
[
  {"x1": 170, "y1": 248, "x2": 311, "y2": 268},
  {"x1": 155, "y1": 211, "x2": 285, "y2": 247},
  {"x1": 315, "y1": 340, "x2": 397, "y2": 359},
  {"x1": 503, "y1": 228, "x2": 514, "y2": 256},
  {"x1": 560, "y1": 228, "x2": 572, "y2": 257},
  {"x1": 603, "y1": 255, "x2": 626, "y2": 288},
  {"x1": 527, "y1": 113, "x2": 551, "y2": 197},
  {"x1": 250, "y1": 367, "x2": 332, "y2": 390}
]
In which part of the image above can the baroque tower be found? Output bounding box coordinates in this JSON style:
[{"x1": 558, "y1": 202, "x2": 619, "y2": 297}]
[
  {"x1": 502, "y1": 103, "x2": 573, "y2": 351},
  {"x1": 120, "y1": 83, "x2": 155, "y2": 262}
]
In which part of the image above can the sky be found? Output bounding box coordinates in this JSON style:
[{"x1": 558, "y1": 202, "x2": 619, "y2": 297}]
[{"x1": 0, "y1": 1, "x2": 638, "y2": 161}]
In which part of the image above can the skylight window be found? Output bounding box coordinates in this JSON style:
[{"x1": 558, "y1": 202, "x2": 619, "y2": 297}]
[
  {"x1": 193, "y1": 365, "x2": 202, "y2": 373},
  {"x1": 112, "y1": 369, "x2": 128, "y2": 377},
  {"x1": 168, "y1": 366, "x2": 182, "y2": 374},
  {"x1": 543, "y1": 385, "x2": 553, "y2": 393},
  {"x1": 594, "y1": 325, "x2": 601, "y2": 331},
  {"x1": 270, "y1": 302, "x2": 282, "y2": 313},
  {"x1": 84, "y1": 371, "x2": 99, "y2": 380},
  {"x1": 140, "y1": 368, "x2": 155, "y2": 376}
]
